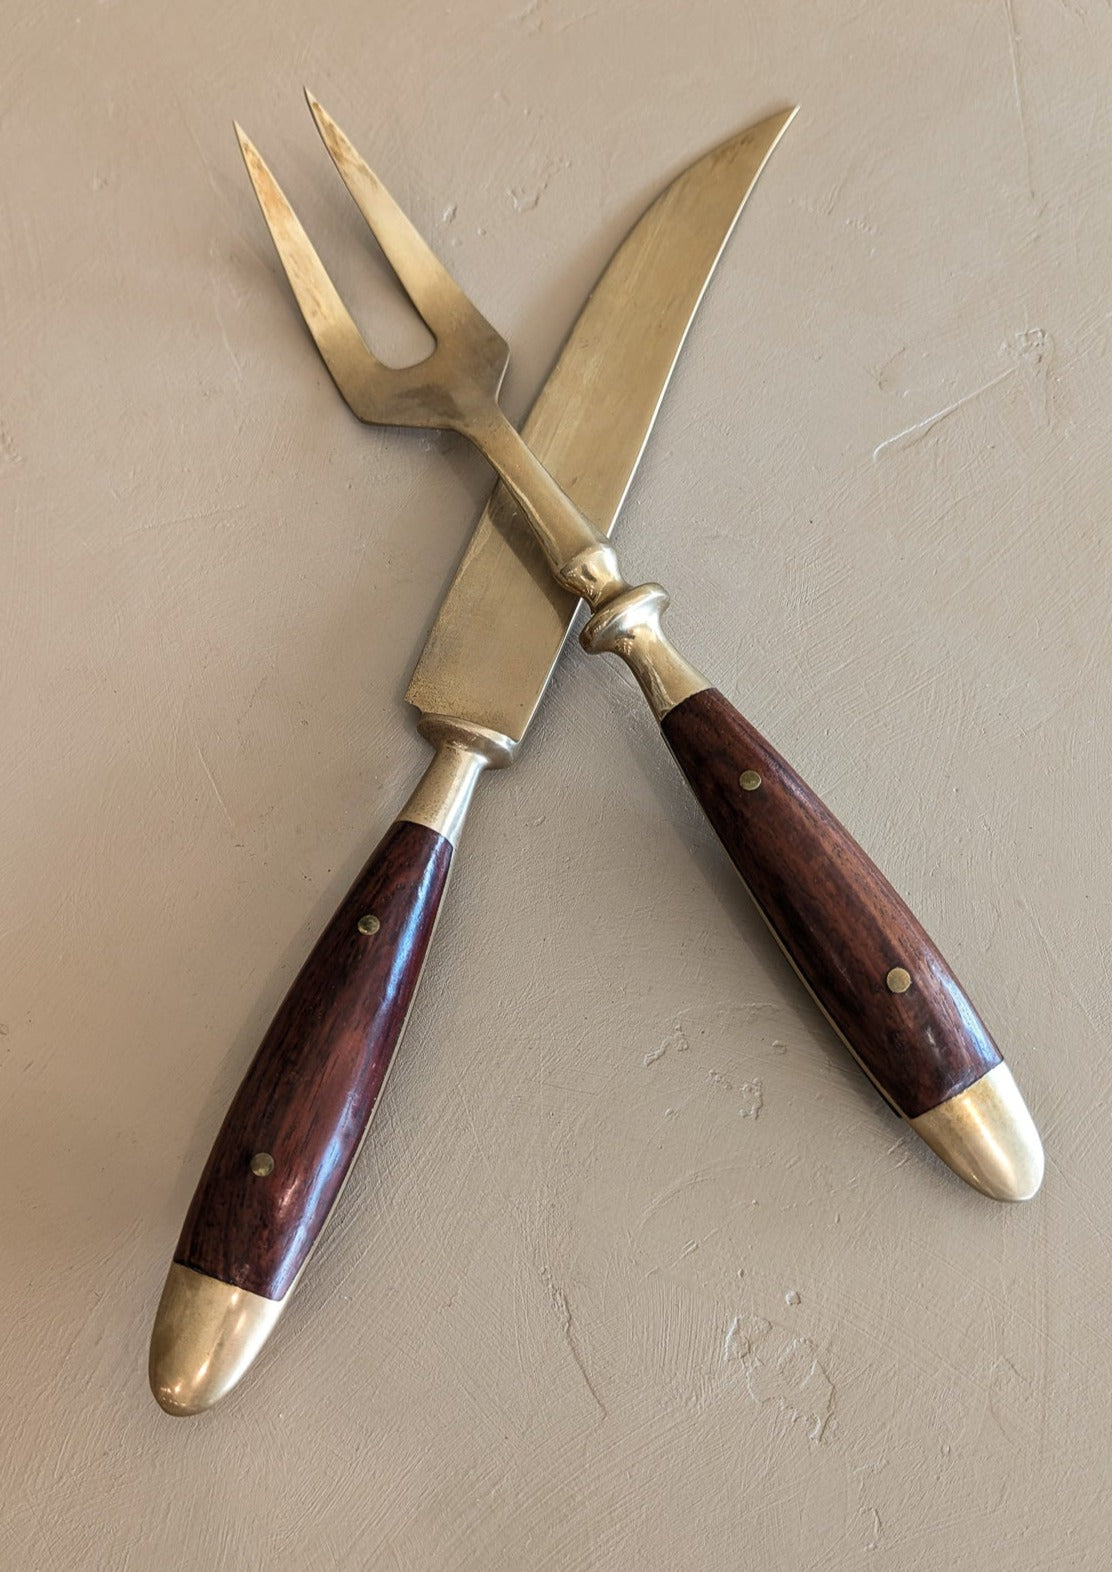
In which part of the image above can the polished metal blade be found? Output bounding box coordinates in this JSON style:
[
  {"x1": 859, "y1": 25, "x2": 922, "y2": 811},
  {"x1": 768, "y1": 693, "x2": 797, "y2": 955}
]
[{"x1": 406, "y1": 109, "x2": 796, "y2": 743}]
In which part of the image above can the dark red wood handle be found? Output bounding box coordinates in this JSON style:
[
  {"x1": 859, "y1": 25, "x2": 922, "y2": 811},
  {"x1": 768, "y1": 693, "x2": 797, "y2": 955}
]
[
  {"x1": 661, "y1": 688, "x2": 1001, "y2": 1117},
  {"x1": 174, "y1": 819, "x2": 452, "y2": 1300}
]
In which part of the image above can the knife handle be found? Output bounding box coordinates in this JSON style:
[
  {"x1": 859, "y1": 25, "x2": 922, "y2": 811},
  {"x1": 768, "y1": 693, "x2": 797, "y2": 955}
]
[
  {"x1": 581, "y1": 593, "x2": 1042, "y2": 1201},
  {"x1": 149, "y1": 729, "x2": 507, "y2": 1416}
]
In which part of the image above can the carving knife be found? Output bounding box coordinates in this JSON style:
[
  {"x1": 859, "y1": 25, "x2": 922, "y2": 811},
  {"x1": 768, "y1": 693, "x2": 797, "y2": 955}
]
[{"x1": 149, "y1": 110, "x2": 800, "y2": 1414}]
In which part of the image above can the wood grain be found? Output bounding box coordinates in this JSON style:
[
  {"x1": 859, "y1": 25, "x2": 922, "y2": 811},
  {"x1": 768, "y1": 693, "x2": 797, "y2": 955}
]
[
  {"x1": 662, "y1": 689, "x2": 1002, "y2": 1117},
  {"x1": 175, "y1": 820, "x2": 452, "y2": 1300}
]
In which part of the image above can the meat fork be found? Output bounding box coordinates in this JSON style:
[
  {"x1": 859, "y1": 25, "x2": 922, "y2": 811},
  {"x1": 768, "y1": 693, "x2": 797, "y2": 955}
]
[{"x1": 229, "y1": 92, "x2": 1042, "y2": 1199}]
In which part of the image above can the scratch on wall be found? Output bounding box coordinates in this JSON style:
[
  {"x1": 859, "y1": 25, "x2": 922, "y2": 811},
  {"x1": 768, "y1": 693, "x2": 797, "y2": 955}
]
[
  {"x1": 988, "y1": 1354, "x2": 1034, "y2": 1445},
  {"x1": 1003, "y1": 0, "x2": 1036, "y2": 201},
  {"x1": 190, "y1": 729, "x2": 237, "y2": 837},
  {"x1": 542, "y1": 1268, "x2": 607, "y2": 1421},
  {"x1": 872, "y1": 368, "x2": 1015, "y2": 459},
  {"x1": 872, "y1": 328, "x2": 1052, "y2": 459}
]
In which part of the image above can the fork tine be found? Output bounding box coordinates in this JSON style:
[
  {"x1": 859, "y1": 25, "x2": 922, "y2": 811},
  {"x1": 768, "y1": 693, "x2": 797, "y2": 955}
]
[
  {"x1": 234, "y1": 123, "x2": 382, "y2": 406},
  {"x1": 304, "y1": 90, "x2": 490, "y2": 342}
]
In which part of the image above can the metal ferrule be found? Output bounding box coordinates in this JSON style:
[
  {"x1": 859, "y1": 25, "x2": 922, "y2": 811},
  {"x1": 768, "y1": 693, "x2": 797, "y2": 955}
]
[
  {"x1": 150, "y1": 1264, "x2": 288, "y2": 1417},
  {"x1": 911, "y1": 1062, "x2": 1044, "y2": 1201},
  {"x1": 403, "y1": 716, "x2": 518, "y2": 847},
  {"x1": 580, "y1": 582, "x2": 709, "y2": 719}
]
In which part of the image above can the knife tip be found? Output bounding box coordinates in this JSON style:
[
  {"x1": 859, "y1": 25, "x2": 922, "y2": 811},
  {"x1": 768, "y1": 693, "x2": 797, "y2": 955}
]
[{"x1": 232, "y1": 121, "x2": 257, "y2": 163}]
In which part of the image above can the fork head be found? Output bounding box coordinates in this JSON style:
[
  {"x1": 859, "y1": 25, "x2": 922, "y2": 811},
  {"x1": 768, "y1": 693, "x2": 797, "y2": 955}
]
[{"x1": 235, "y1": 92, "x2": 510, "y2": 435}]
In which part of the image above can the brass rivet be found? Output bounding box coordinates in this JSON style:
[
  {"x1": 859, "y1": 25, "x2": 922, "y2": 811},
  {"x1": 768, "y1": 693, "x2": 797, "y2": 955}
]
[
  {"x1": 886, "y1": 967, "x2": 912, "y2": 994},
  {"x1": 357, "y1": 913, "x2": 381, "y2": 936},
  {"x1": 250, "y1": 1152, "x2": 275, "y2": 1178},
  {"x1": 739, "y1": 770, "x2": 762, "y2": 792}
]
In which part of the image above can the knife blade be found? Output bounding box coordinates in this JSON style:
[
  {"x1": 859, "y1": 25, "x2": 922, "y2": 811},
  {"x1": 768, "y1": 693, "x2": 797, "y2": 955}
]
[{"x1": 148, "y1": 109, "x2": 797, "y2": 1415}]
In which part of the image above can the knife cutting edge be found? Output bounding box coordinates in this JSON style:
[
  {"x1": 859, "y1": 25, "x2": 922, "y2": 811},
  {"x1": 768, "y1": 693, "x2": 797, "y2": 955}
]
[{"x1": 148, "y1": 110, "x2": 798, "y2": 1415}]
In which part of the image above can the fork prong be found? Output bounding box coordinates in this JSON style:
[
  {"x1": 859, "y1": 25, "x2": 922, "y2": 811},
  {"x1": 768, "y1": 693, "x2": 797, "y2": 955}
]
[
  {"x1": 304, "y1": 90, "x2": 499, "y2": 350},
  {"x1": 234, "y1": 123, "x2": 383, "y2": 410}
]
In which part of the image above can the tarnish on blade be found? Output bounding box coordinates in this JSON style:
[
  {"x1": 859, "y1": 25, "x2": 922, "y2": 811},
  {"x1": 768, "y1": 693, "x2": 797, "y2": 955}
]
[{"x1": 406, "y1": 109, "x2": 797, "y2": 745}]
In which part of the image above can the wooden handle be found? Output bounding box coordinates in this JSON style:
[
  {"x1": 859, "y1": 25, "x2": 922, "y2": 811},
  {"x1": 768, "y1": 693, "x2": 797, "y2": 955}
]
[
  {"x1": 661, "y1": 688, "x2": 1000, "y2": 1117},
  {"x1": 172, "y1": 818, "x2": 451, "y2": 1299},
  {"x1": 150, "y1": 739, "x2": 497, "y2": 1415}
]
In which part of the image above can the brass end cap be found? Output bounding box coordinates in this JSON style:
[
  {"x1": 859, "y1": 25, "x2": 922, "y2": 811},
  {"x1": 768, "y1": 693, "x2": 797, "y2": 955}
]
[
  {"x1": 910, "y1": 1062, "x2": 1044, "y2": 1202},
  {"x1": 149, "y1": 1263, "x2": 286, "y2": 1416}
]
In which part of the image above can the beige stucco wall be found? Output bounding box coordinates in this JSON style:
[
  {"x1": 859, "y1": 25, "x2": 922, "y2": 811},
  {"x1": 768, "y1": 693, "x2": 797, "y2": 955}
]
[{"x1": 3, "y1": 0, "x2": 1109, "y2": 1566}]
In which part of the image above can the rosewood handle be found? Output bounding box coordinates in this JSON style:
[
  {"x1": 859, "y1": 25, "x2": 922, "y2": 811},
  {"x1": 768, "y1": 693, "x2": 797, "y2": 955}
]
[
  {"x1": 177, "y1": 817, "x2": 451, "y2": 1296},
  {"x1": 150, "y1": 815, "x2": 452, "y2": 1416},
  {"x1": 149, "y1": 734, "x2": 502, "y2": 1416},
  {"x1": 660, "y1": 688, "x2": 1042, "y2": 1195}
]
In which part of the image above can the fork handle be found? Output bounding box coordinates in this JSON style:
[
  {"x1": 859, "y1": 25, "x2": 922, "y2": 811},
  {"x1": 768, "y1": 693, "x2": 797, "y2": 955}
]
[
  {"x1": 580, "y1": 595, "x2": 1043, "y2": 1201},
  {"x1": 466, "y1": 422, "x2": 1041, "y2": 1195},
  {"x1": 149, "y1": 736, "x2": 498, "y2": 1416}
]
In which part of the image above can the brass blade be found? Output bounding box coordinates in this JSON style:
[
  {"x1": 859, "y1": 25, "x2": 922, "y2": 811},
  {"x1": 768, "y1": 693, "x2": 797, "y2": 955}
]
[{"x1": 406, "y1": 108, "x2": 796, "y2": 743}]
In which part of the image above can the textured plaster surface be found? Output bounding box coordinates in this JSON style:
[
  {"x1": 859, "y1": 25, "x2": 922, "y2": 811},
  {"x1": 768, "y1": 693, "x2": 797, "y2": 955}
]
[{"x1": 2, "y1": 0, "x2": 1109, "y2": 1567}]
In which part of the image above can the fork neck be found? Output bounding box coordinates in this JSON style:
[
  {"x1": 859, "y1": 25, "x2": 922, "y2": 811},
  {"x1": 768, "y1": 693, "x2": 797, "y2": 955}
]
[
  {"x1": 462, "y1": 406, "x2": 629, "y2": 611},
  {"x1": 459, "y1": 404, "x2": 707, "y2": 721}
]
